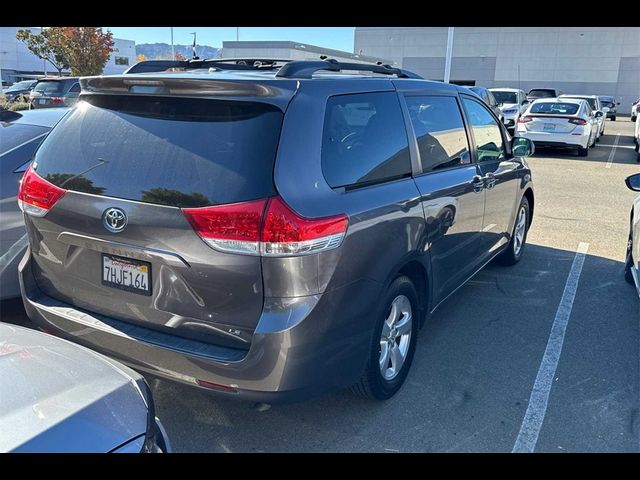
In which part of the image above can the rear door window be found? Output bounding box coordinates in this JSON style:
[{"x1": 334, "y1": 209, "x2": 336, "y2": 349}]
[
  {"x1": 321, "y1": 92, "x2": 411, "y2": 189},
  {"x1": 405, "y1": 95, "x2": 471, "y2": 173},
  {"x1": 32, "y1": 96, "x2": 283, "y2": 207}
]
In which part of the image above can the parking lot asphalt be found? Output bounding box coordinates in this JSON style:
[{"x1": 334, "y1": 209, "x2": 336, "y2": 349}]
[{"x1": 2, "y1": 118, "x2": 639, "y2": 452}]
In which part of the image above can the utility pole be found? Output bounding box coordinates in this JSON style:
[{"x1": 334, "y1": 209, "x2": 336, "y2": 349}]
[
  {"x1": 190, "y1": 32, "x2": 197, "y2": 59},
  {"x1": 236, "y1": 27, "x2": 239, "y2": 42},
  {"x1": 444, "y1": 27, "x2": 454, "y2": 83},
  {"x1": 171, "y1": 27, "x2": 175, "y2": 60},
  {"x1": 518, "y1": 64, "x2": 521, "y2": 90}
]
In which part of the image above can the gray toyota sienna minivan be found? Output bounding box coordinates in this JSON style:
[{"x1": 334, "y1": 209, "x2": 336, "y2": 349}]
[{"x1": 19, "y1": 58, "x2": 535, "y2": 402}]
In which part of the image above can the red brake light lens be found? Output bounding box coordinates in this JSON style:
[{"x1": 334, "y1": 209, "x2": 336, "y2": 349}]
[
  {"x1": 569, "y1": 118, "x2": 587, "y2": 125},
  {"x1": 18, "y1": 166, "x2": 66, "y2": 217},
  {"x1": 182, "y1": 199, "x2": 267, "y2": 255},
  {"x1": 518, "y1": 116, "x2": 533, "y2": 123},
  {"x1": 183, "y1": 196, "x2": 349, "y2": 257},
  {"x1": 50, "y1": 97, "x2": 65, "y2": 104},
  {"x1": 261, "y1": 197, "x2": 349, "y2": 256}
]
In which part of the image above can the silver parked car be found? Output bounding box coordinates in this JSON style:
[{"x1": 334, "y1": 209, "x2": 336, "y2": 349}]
[
  {"x1": 0, "y1": 109, "x2": 68, "y2": 300},
  {"x1": 0, "y1": 323, "x2": 170, "y2": 453}
]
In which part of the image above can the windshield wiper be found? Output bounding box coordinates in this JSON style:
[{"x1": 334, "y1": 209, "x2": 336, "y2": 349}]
[{"x1": 58, "y1": 158, "x2": 109, "y2": 188}]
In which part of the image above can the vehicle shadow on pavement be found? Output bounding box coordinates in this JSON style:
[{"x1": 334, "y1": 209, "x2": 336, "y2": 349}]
[
  {"x1": 1, "y1": 244, "x2": 636, "y2": 452},
  {"x1": 144, "y1": 243, "x2": 639, "y2": 452},
  {"x1": 530, "y1": 132, "x2": 637, "y2": 165}
]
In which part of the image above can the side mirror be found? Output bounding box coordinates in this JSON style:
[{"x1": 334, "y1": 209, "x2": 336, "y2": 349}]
[
  {"x1": 512, "y1": 137, "x2": 534, "y2": 158},
  {"x1": 521, "y1": 99, "x2": 529, "y2": 105},
  {"x1": 616, "y1": 102, "x2": 621, "y2": 106},
  {"x1": 625, "y1": 173, "x2": 640, "y2": 192},
  {"x1": 595, "y1": 111, "x2": 604, "y2": 118}
]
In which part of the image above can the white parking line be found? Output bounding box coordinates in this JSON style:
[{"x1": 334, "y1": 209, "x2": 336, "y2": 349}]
[
  {"x1": 512, "y1": 241, "x2": 589, "y2": 453},
  {"x1": 605, "y1": 134, "x2": 620, "y2": 169}
]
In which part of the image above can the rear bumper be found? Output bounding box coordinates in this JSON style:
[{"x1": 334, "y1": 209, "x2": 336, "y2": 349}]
[
  {"x1": 515, "y1": 130, "x2": 589, "y2": 149},
  {"x1": 19, "y1": 249, "x2": 378, "y2": 403}
]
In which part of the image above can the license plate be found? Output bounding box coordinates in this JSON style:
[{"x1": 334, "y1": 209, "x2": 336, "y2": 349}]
[
  {"x1": 102, "y1": 254, "x2": 151, "y2": 295},
  {"x1": 543, "y1": 123, "x2": 556, "y2": 132},
  {"x1": 38, "y1": 99, "x2": 46, "y2": 105}
]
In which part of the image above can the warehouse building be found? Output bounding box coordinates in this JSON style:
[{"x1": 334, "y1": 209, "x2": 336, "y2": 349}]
[
  {"x1": 0, "y1": 27, "x2": 136, "y2": 84},
  {"x1": 221, "y1": 40, "x2": 390, "y2": 65},
  {"x1": 354, "y1": 27, "x2": 640, "y2": 113}
]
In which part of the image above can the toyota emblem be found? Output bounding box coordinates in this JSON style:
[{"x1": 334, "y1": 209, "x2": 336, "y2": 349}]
[{"x1": 102, "y1": 207, "x2": 128, "y2": 233}]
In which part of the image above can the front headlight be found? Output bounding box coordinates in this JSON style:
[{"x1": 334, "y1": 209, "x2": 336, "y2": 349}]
[{"x1": 503, "y1": 108, "x2": 518, "y2": 114}]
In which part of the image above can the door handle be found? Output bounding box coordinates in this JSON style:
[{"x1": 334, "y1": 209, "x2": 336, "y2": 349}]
[
  {"x1": 471, "y1": 175, "x2": 484, "y2": 192},
  {"x1": 483, "y1": 172, "x2": 496, "y2": 190}
]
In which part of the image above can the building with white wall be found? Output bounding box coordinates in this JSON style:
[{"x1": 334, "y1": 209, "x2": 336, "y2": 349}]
[
  {"x1": 0, "y1": 27, "x2": 136, "y2": 84},
  {"x1": 355, "y1": 27, "x2": 640, "y2": 113}
]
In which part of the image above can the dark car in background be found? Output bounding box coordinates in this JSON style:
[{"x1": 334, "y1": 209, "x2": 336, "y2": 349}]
[
  {"x1": 0, "y1": 323, "x2": 170, "y2": 453},
  {"x1": 18, "y1": 58, "x2": 535, "y2": 402},
  {"x1": 3, "y1": 80, "x2": 37, "y2": 103},
  {"x1": 29, "y1": 77, "x2": 81, "y2": 109},
  {"x1": 468, "y1": 86, "x2": 504, "y2": 124},
  {"x1": 599, "y1": 95, "x2": 619, "y2": 121},
  {"x1": 527, "y1": 88, "x2": 563, "y2": 103},
  {"x1": 0, "y1": 108, "x2": 68, "y2": 300}
]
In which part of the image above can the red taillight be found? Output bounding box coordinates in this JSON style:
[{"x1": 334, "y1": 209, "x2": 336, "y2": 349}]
[
  {"x1": 183, "y1": 198, "x2": 267, "y2": 255},
  {"x1": 261, "y1": 197, "x2": 349, "y2": 256},
  {"x1": 568, "y1": 118, "x2": 587, "y2": 125},
  {"x1": 50, "y1": 97, "x2": 64, "y2": 104},
  {"x1": 18, "y1": 166, "x2": 66, "y2": 217},
  {"x1": 518, "y1": 116, "x2": 533, "y2": 123},
  {"x1": 183, "y1": 196, "x2": 349, "y2": 257}
]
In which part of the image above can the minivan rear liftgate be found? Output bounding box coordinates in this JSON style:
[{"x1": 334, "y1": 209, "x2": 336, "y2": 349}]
[{"x1": 20, "y1": 89, "x2": 295, "y2": 350}]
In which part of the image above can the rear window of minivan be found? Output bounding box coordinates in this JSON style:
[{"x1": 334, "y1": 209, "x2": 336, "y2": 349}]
[
  {"x1": 32, "y1": 96, "x2": 283, "y2": 207},
  {"x1": 33, "y1": 81, "x2": 65, "y2": 95}
]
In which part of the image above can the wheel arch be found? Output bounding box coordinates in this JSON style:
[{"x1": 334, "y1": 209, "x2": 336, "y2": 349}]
[
  {"x1": 523, "y1": 187, "x2": 534, "y2": 228},
  {"x1": 396, "y1": 259, "x2": 430, "y2": 328}
]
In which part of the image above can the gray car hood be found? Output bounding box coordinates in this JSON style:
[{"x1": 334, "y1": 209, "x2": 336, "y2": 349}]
[{"x1": 0, "y1": 323, "x2": 148, "y2": 452}]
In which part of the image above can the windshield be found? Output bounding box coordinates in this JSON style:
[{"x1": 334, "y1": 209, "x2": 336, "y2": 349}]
[
  {"x1": 33, "y1": 96, "x2": 283, "y2": 208},
  {"x1": 528, "y1": 90, "x2": 555, "y2": 99},
  {"x1": 33, "y1": 81, "x2": 65, "y2": 94},
  {"x1": 6, "y1": 81, "x2": 35, "y2": 92},
  {"x1": 530, "y1": 102, "x2": 580, "y2": 115},
  {"x1": 492, "y1": 91, "x2": 518, "y2": 104}
]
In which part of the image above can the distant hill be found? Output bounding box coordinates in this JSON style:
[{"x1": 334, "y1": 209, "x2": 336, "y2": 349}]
[{"x1": 136, "y1": 43, "x2": 221, "y2": 60}]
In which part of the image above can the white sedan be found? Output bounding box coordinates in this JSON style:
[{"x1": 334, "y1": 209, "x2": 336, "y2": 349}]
[{"x1": 514, "y1": 98, "x2": 601, "y2": 157}]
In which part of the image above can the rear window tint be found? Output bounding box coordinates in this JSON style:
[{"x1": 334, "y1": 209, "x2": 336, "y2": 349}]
[
  {"x1": 0, "y1": 123, "x2": 49, "y2": 153},
  {"x1": 321, "y1": 92, "x2": 411, "y2": 189},
  {"x1": 530, "y1": 102, "x2": 580, "y2": 115},
  {"x1": 32, "y1": 96, "x2": 283, "y2": 207},
  {"x1": 34, "y1": 81, "x2": 65, "y2": 94}
]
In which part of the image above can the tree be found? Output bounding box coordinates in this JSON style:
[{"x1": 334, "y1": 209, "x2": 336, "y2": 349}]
[
  {"x1": 17, "y1": 27, "x2": 115, "y2": 77},
  {"x1": 16, "y1": 28, "x2": 69, "y2": 76},
  {"x1": 56, "y1": 27, "x2": 115, "y2": 76},
  {"x1": 136, "y1": 53, "x2": 148, "y2": 63}
]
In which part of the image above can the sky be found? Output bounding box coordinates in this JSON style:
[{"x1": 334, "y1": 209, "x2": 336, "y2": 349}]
[{"x1": 105, "y1": 27, "x2": 355, "y2": 52}]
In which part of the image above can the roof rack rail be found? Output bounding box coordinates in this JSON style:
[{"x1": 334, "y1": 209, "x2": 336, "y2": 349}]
[
  {"x1": 275, "y1": 58, "x2": 422, "y2": 79},
  {"x1": 124, "y1": 58, "x2": 293, "y2": 74}
]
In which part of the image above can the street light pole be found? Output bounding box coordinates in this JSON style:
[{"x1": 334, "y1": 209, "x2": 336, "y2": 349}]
[
  {"x1": 236, "y1": 27, "x2": 239, "y2": 42},
  {"x1": 171, "y1": 27, "x2": 175, "y2": 60},
  {"x1": 444, "y1": 27, "x2": 454, "y2": 83}
]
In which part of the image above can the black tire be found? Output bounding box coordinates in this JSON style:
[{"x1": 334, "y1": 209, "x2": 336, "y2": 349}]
[
  {"x1": 625, "y1": 232, "x2": 635, "y2": 285},
  {"x1": 352, "y1": 276, "x2": 419, "y2": 401},
  {"x1": 632, "y1": 115, "x2": 637, "y2": 122},
  {"x1": 611, "y1": 116, "x2": 616, "y2": 121},
  {"x1": 596, "y1": 133, "x2": 600, "y2": 143},
  {"x1": 577, "y1": 146, "x2": 588, "y2": 157},
  {"x1": 637, "y1": 152, "x2": 640, "y2": 163},
  {"x1": 497, "y1": 195, "x2": 530, "y2": 266}
]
